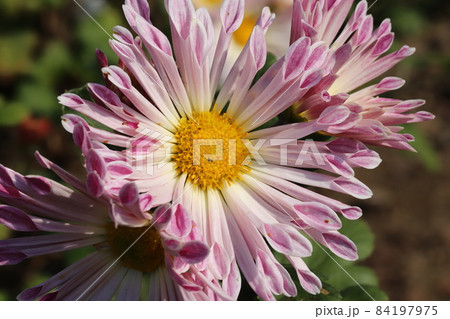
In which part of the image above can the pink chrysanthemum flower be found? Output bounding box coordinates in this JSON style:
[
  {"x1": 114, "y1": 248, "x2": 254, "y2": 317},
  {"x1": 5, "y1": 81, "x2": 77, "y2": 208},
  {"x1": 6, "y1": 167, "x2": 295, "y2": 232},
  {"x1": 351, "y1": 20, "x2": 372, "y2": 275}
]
[
  {"x1": 0, "y1": 148, "x2": 215, "y2": 300},
  {"x1": 288, "y1": 0, "x2": 434, "y2": 150},
  {"x1": 58, "y1": 0, "x2": 382, "y2": 300}
]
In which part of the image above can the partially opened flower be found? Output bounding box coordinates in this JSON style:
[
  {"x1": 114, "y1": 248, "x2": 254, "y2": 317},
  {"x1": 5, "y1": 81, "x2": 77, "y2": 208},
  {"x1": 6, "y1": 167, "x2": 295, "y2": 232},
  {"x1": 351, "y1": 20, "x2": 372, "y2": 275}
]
[
  {"x1": 287, "y1": 0, "x2": 434, "y2": 150},
  {"x1": 0, "y1": 148, "x2": 213, "y2": 300},
  {"x1": 59, "y1": 0, "x2": 381, "y2": 300}
]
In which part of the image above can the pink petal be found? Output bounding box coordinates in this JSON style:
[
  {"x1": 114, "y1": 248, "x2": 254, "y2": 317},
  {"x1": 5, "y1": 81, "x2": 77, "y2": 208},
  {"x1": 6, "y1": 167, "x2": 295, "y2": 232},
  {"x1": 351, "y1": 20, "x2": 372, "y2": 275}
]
[
  {"x1": 373, "y1": 32, "x2": 394, "y2": 56},
  {"x1": 102, "y1": 66, "x2": 133, "y2": 90},
  {"x1": 57, "y1": 93, "x2": 84, "y2": 108},
  {"x1": 323, "y1": 232, "x2": 358, "y2": 260},
  {"x1": 17, "y1": 286, "x2": 43, "y2": 301},
  {"x1": 25, "y1": 176, "x2": 51, "y2": 195},
  {"x1": 190, "y1": 19, "x2": 208, "y2": 65},
  {"x1": 323, "y1": 154, "x2": 354, "y2": 177},
  {"x1": 109, "y1": 202, "x2": 147, "y2": 228},
  {"x1": 61, "y1": 114, "x2": 89, "y2": 134},
  {"x1": 86, "y1": 172, "x2": 104, "y2": 198},
  {"x1": 178, "y1": 240, "x2": 210, "y2": 264},
  {"x1": 72, "y1": 123, "x2": 92, "y2": 152},
  {"x1": 375, "y1": 18, "x2": 392, "y2": 37},
  {"x1": 264, "y1": 224, "x2": 292, "y2": 255},
  {"x1": 256, "y1": 7, "x2": 275, "y2": 33},
  {"x1": 341, "y1": 207, "x2": 363, "y2": 220},
  {"x1": 87, "y1": 83, "x2": 122, "y2": 108},
  {"x1": 299, "y1": 69, "x2": 324, "y2": 89},
  {"x1": 294, "y1": 202, "x2": 342, "y2": 232},
  {"x1": 125, "y1": 0, "x2": 150, "y2": 21},
  {"x1": 107, "y1": 161, "x2": 133, "y2": 178},
  {"x1": 256, "y1": 250, "x2": 283, "y2": 294},
  {"x1": 210, "y1": 243, "x2": 230, "y2": 279},
  {"x1": 0, "y1": 249, "x2": 27, "y2": 265},
  {"x1": 86, "y1": 149, "x2": 107, "y2": 178},
  {"x1": 104, "y1": 179, "x2": 127, "y2": 197},
  {"x1": 284, "y1": 37, "x2": 310, "y2": 81},
  {"x1": 333, "y1": 177, "x2": 373, "y2": 199},
  {"x1": 0, "y1": 206, "x2": 38, "y2": 231},
  {"x1": 112, "y1": 26, "x2": 135, "y2": 45},
  {"x1": 222, "y1": 260, "x2": 241, "y2": 299},
  {"x1": 96, "y1": 49, "x2": 108, "y2": 68},
  {"x1": 0, "y1": 165, "x2": 14, "y2": 187},
  {"x1": 165, "y1": 0, "x2": 195, "y2": 39},
  {"x1": 165, "y1": 256, "x2": 202, "y2": 291},
  {"x1": 297, "y1": 269, "x2": 322, "y2": 294},
  {"x1": 397, "y1": 45, "x2": 416, "y2": 58},
  {"x1": 392, "y1": 99, "x2": 425, "y2": 112},
  {"x1": 153, "y1": 204, "x2": 172, "y2": 226},
  {"x1": 333, "y1": 43, "x2": 352, "y2": 70},
  {"x1": 166, "y1": 205, "x2": 191, "y2": 238},
  {"x1": 163, "y1": 237, "x2": 181, "y2": 252},
  {"x1": 317, "y1": 105, "x2": 350, "y2": 126},
  {"x1": 281, "y1": 225, "x2": 313, "y2": 257},
  {"x1": 139, "y1": 193, "x2": 153, "y2": 212},
  {"x1": 348, "y1": 150, "x2": 382, "y2": 169},
  {"x1": 136, "y1": 15, "x2": 172, "y2": 55},
  {"x1": 305, "y1": 43, "x2": 328, "y2": 70},
  {"x1": 220, "y1": 0, "x2": 244, "y2": 34},
  {"x1": 326, "y1": 137, "x2": 367, "y2": 154},
  {"x1": 249, "y1": 26, "x2": 267, "y2": 70},
  {"x1": 355, "y1": 15, "x2": 373, "y2": 46},
  {"x1": 119, "y1": 183, "x2": 139, "y2": 206}
]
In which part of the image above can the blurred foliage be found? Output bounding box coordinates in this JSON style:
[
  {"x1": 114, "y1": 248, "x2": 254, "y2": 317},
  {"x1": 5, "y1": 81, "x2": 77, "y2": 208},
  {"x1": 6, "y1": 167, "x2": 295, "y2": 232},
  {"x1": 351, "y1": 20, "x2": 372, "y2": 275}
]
[
  {"x1": 0, "y1": 0, "x2": 126, "y2": 128},
  {"x1": 0, "y1": 224, "x2": 10, "y2": 240},
  {"x1": 403, "y1": 124, "x2": 442, "y2": 172}
]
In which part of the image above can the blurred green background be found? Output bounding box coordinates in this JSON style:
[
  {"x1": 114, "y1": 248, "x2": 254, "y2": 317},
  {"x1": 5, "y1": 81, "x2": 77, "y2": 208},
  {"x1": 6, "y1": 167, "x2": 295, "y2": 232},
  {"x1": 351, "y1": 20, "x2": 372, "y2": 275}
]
[{"x1": 0, "y1": 0, "x2": 449, "y2": 300}]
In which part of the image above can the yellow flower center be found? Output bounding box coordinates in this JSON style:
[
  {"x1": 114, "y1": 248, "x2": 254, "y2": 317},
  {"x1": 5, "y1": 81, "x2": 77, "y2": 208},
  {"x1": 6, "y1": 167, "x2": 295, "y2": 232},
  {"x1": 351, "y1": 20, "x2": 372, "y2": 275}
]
[
  {"x1": 233, "y1": 15, "x2": 257, "y2": 47},
  {"x1": 200, "y1": 0, "x2": 221, "y2": 5},
  {"x1": 173, "y1": 111, "x2": 250, "y2": 190},
  {"x1": 106, "y1": 224, "x2": 165, "y2": 273}
]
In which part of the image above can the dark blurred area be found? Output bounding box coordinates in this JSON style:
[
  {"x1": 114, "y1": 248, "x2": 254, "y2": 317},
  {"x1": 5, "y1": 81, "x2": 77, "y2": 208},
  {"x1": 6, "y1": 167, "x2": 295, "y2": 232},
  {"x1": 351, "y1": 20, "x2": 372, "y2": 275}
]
[
  {"x1": 359, "y1": 0, "x2": 450, "y2": 301},
  {"x1": 0, "y1": 0, "x2": 449, "y2": 300}
]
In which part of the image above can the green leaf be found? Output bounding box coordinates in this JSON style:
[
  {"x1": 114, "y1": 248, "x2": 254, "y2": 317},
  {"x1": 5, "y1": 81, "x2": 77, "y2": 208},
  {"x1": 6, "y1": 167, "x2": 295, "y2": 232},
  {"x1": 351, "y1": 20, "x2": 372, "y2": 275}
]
[
  {"x1": 391, "y1": 7, "x2": 425, "y2": 37},
  {"x1": 75, "y1": 5, "x2": 124, "y2": 74},
  {"x1": 317, "y1": 264, "x2": 378, "y2": 290},
  {"x1": 64, "y1": 246, "x2": 95, "y2": 265},
  {"x1": 0, "y1": 290, "x2": 10, "y2": 301},
  {"x1": 303, "y1": 240, "x2": 333, "y2": 270},
  {"x1": 340, "y1": 219, "x2": 375, "y2": 261},
  {"x1": 0, "y1": 32, "x2": 37, "y2": 77},
  {"x1": 0, "y1": 224, "x2": 11, "y2": 240},
  {"x1": 17, "y1": 83, "x2": 58, "y2": 116},
  {"x1": 402, "y1": 124, "x2": 441, "y2": 172},
  {"x1": 30, "y1": 41, "x2": 72, "y2": 86},
  {"x1": 341, "y1": 285, "x2": 389, "y2": 301},
  {"x1": 27, "y1": 273, "x2": 51, "y2": 288},
  {"x1": 0, "y1": 102, "x2": 29, "y2": 126},
  {"x1": 253, "y1": 116, "x2": 279, "y2": 131}
]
